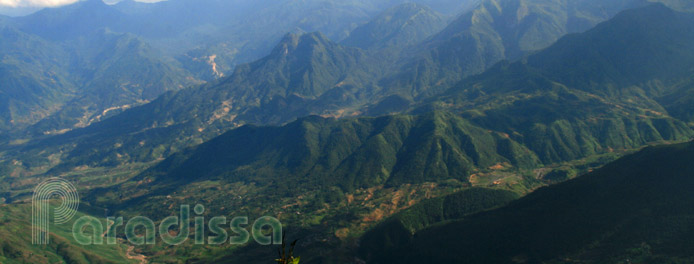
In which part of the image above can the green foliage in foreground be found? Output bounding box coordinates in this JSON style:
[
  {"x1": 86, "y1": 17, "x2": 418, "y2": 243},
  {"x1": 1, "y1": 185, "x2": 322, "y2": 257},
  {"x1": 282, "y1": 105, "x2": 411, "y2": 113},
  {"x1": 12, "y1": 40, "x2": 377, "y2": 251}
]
[{"x1": 275, "y1": 235, "x2": 300, "y2": 264}]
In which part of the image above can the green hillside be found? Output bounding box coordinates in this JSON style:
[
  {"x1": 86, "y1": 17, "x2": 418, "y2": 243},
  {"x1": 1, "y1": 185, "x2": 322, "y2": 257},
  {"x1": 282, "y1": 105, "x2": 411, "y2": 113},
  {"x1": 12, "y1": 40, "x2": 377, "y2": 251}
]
[
  {"x1": 0, "y1": 0, "x2": 471, "y2": 141},
  {"x1": 341, "y1": 3, "x2": 447, "y2": 50},
  {"x1": 525, "y1": 3, "x2": 694, "y2": 94},
  {"x1": 364, "y1": 140, "x2": 694, "y2": 263},
  {"x1": 0, "y1": 24, "x2": 199, "y2": 139},
  {"x1": 422, "y1": 4, "x2": 694, "y2": 163},
  {"x1": 2, "y1": 2, "x2": 694, "y2": 263},
  {"x1": 4, "y1": 31, "x2": 381, "y2": 174},
  {"x1": 659, "y1": 78, "x2": 694, "y2": 124},
  {"x1": 0, "y1": 203, "x2": 136, "y2": 264},
  {"x1": 27, "y1": 29, "x2": 200, "y2": 137},
  {"x1": 381, "y1": 0, "x2": 652, "y2": 99},
  {"x1": 0, "y1": 25, "x2": 75, "y2": 132},
  {"x1": 78, "y1": 111, "x2": 542, "y2": 263},
  {"x1": 6, "y1": 4, "x2": 694, "y2": 218},
  {"x1": 359, "y1": 187, "x2": 518, "y2": 258},
  {"x1": 87, "y1": 111, "x2": 538, "y2": 209},
  {"x1": 9, "y1": 2, "x2": 691, "y2": 177}
]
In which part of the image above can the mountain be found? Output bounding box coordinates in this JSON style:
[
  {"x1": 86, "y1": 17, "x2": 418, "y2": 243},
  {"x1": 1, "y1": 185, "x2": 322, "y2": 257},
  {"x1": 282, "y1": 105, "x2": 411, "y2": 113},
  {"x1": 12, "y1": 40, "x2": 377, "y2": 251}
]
[
  {"x1": 359, "y1": 187, "x2": 518, "y2": 258},
  {"x1": 0, "y1": 25, "x2": 200, "y2": 138},
  {"x1": 363, "y1": 140, "x2": 694, "y2": 263},
  {"x1": 14, "y1": 0, "x2": 126, "y2": 41},
  {"x1": 2, "y1": 2, "x2": 694, "y2": 263},
  {"x1": 8, "y1": 4, "x2": 694, "y2": 186},
  {"x1": 341, "y1": 3, "x2": 447, "y2": 50},
  {"x1": 1, "y1": 0, "x2": 660, "y2": 139},
  {"x1": 0, "y1": 0, "x2": 472, "y2": 140},
  {"x1": 6, "y1": 0, "x2": 475, "y2": 80},
  {"x1": 354, "y1": 8, "x2": 694, "y2": 260},
  {"x1": 0, "y1": 25, "x2": 75, "y2": 133},
  {"x1": 79, "y1": 110, "x2": 543, "y2": 263},
  {"x1": 27, "y1": 30, "x2": 201, "y2": 136},
  {"x1": 0, "y1": 6, "x2": 41, "y2": 17},
  {"x1": 417, "y1": 3, "x2": 694, "y2": 163},
  {"x1": 89, "y1": 111, "x2": 538, "y2": 207},
  {"x1": 415, "y1": 0, "x2": 481, "y2": 15},
  {"x1": 4, "y1": 32, "x2": 384, "y2": 174},
  {"x1": 658, "y1": 78, "x2": 694, "y2": 124},
  {"x1": 523, "y1": 3, "x2": 694, "y2": 94},
  {"x1": 2, "y1": 0, "x2": 682, "y2": 141},
  {"x1": 223, "y1": 32, "x2": 370, "y2": 112},
  {"x1": 168, "y1": 0, "x2": 476, "y2": 76},
  {"x1": 381, "y1": 0, "x2": 656, "y2": 99},
  {"x1": 658, "y1": 0, "x2": 694, "y2": 11}
]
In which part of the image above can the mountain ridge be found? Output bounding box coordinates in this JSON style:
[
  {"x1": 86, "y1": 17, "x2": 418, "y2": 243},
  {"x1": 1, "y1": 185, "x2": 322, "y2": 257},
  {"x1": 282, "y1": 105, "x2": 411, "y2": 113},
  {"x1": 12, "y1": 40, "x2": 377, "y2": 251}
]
[
  {"x1": 381, "y1": 0, "x2": 656, "y2": 99},
  {"x1": 341, "y1": 3, "x2": 447, "y2": 50},
  {"x1": 417, "y1": 3, "x2": 694, "y2": 163},
  {"x1": 363, "y1": 140, "x2": 694, "y2": 263}
]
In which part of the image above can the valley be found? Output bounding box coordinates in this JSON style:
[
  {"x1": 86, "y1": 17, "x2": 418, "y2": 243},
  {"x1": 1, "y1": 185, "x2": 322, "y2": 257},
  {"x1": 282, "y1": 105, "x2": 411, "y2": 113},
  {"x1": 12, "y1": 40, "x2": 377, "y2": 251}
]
[{"x1": 0, "y1": 0, "x2": 693, "y2": 263}]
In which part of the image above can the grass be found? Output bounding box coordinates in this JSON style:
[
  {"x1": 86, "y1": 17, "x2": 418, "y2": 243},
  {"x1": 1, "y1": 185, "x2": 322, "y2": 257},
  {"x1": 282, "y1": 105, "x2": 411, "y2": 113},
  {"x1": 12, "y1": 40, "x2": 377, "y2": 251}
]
[{"x1": 0, "y1": 202, "x2": 136, "y2": 263}]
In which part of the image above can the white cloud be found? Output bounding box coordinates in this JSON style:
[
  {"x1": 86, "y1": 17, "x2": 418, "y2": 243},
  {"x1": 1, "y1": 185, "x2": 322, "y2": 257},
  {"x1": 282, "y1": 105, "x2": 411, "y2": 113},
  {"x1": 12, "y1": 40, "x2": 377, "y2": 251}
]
[
  {"x1": 0, "y1": 0, "x2": 166, "y2": 8},
  {"x1": 103, "y1": 0, "x2": 167, "y2": 4},
  {"x1": 0, "y1": 0, "x2": 80, "y2": 8}
]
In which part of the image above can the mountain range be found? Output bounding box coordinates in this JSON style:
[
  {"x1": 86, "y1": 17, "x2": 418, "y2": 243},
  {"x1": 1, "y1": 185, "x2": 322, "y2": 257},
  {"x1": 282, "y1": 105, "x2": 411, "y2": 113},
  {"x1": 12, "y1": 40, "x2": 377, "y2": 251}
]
[
  {"x1": 1, "y1": 0, "x2": 694, "y2": 263},
  {"x1": 0, "y1": 24, "x2": 201, "y2": 137},
  {"x1": 416, "y1": 3, "x2": 694, "y2": 163},
  {"x1": 68, "y1": 5, "x2": 694, "y2": 263},
  {"x1": 0, "y1": 0, "x2": 481, "y2": 139},
  {"x1": 7, "y1": 2, "x2": 693, "y2": 178},
  {"x1": 362, "y1": 140, "x2": 694, "y2": 263}
]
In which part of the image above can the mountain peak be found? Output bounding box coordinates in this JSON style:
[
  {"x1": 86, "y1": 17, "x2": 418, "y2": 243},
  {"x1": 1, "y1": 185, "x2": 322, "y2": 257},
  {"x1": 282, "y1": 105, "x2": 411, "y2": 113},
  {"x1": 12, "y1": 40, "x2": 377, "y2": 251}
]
[
  {"x1": 80, "y1": 0, "x2": 109, "y2": 6},
  {"x1": 524, "y1": 3, "x2": 694, "y2": 90},
  {"x1": 51, "y1": 0, "x2": 112, "y2": 12},
  {"x1": 341, "y1": 2, "x2": 446, "y2": 50},
  {"x1": 15, "y1": 0, "x2": 124, "y2": 40},
  {"x1": 272, "y1": 31, "x2": 331, "y2": 56}
]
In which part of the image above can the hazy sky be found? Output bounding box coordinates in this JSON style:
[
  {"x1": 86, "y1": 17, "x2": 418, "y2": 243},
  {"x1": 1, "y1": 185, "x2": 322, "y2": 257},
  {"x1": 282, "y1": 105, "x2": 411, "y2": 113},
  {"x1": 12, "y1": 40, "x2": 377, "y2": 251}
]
[
  {"x1": 0, "y1": 0, "x2": 166, "y2": 16},
  {"x1": 0, "y1": 0, "x2": 165, "y2": 8}
]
